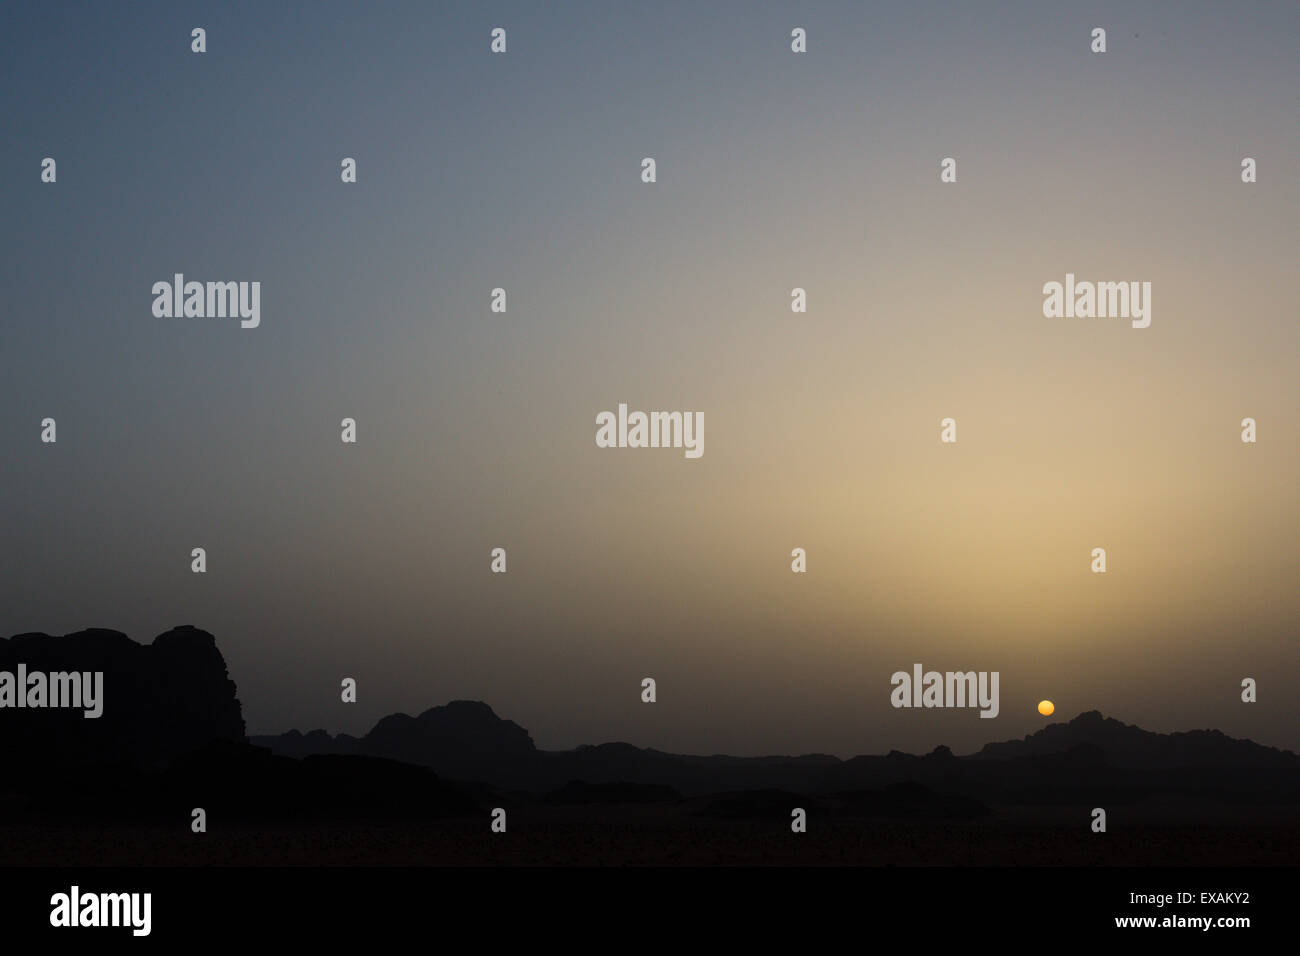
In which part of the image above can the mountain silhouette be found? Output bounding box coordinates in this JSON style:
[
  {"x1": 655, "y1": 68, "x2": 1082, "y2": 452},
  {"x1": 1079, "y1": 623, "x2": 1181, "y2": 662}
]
[
  {"x1": 7, "y1": 628, "x2": 1294, "y2": 798},
  {"x1": 3, "y1": 627, "x2": 1297, "y2": 867},
  {"x1": 363, "y1": 700, "x2": 536, "y2": 779},
  {"x1": 973, "y1": 709, "x2": 1296, "y2": 769},
  {"x1": 252, "y1": 699, "x2": 1299, "y2": 798}
]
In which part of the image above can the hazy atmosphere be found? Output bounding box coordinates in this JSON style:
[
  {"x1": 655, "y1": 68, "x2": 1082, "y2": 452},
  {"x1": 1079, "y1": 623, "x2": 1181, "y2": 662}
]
[{"x1": 2, "y1": 0, "x2": 1297, "y2": 757}]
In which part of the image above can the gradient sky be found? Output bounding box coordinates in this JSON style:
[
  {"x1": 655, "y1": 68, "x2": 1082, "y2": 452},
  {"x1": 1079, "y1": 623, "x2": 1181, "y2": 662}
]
[{"x1": 2, "y1": 1, "x2": 1297, "y2": 757}]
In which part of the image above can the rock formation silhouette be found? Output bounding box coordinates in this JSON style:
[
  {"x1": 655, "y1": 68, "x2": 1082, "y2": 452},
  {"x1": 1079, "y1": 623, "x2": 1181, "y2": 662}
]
[{"x1": 0, "y1": 626, "x2": 244, "y2": 770}]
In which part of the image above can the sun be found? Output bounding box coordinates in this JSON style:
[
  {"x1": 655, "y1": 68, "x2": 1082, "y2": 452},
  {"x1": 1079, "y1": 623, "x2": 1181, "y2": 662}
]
[{"x1": 1037, "y1": 700, "x2": 1055, "y2": 717}]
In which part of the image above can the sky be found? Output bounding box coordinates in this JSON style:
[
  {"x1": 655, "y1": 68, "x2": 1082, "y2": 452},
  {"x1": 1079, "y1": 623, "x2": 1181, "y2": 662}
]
[{"x1": 1, "y1": 0, "x2": 1297, "y2": 757}]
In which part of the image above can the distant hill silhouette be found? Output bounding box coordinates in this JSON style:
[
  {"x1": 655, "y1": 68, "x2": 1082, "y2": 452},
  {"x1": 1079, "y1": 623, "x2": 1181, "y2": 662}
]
[
  {"x1": 972, "y1": 709, "x2": 1296, "y2": 768},
  {"x1": 252, "y1": 698, "x2": 1300, "y2": 799},
  {"x1": 262, "y1": 727, "x2": 362, "y2": 758},
  {"x1": 364, "y1": 700, "x2": 536, "y2": 779},
  {"x1": 3, "y1": 627, "x2": 1298, "y2": 866},
  {"x1": 5, "y1": 628, "x2": 1297, "y2": 834}
]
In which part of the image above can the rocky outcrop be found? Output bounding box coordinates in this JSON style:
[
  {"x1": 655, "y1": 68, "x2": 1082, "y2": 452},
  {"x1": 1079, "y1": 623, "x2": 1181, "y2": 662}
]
[{"x1": 0, "y1": 626, "x2": 245, "y2": 770}]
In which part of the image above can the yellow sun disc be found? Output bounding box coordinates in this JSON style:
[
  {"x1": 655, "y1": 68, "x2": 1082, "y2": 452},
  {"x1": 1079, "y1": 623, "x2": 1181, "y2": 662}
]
[{"x1": 1038, "y1": 700, "x2": 1055, "y2": 716}]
